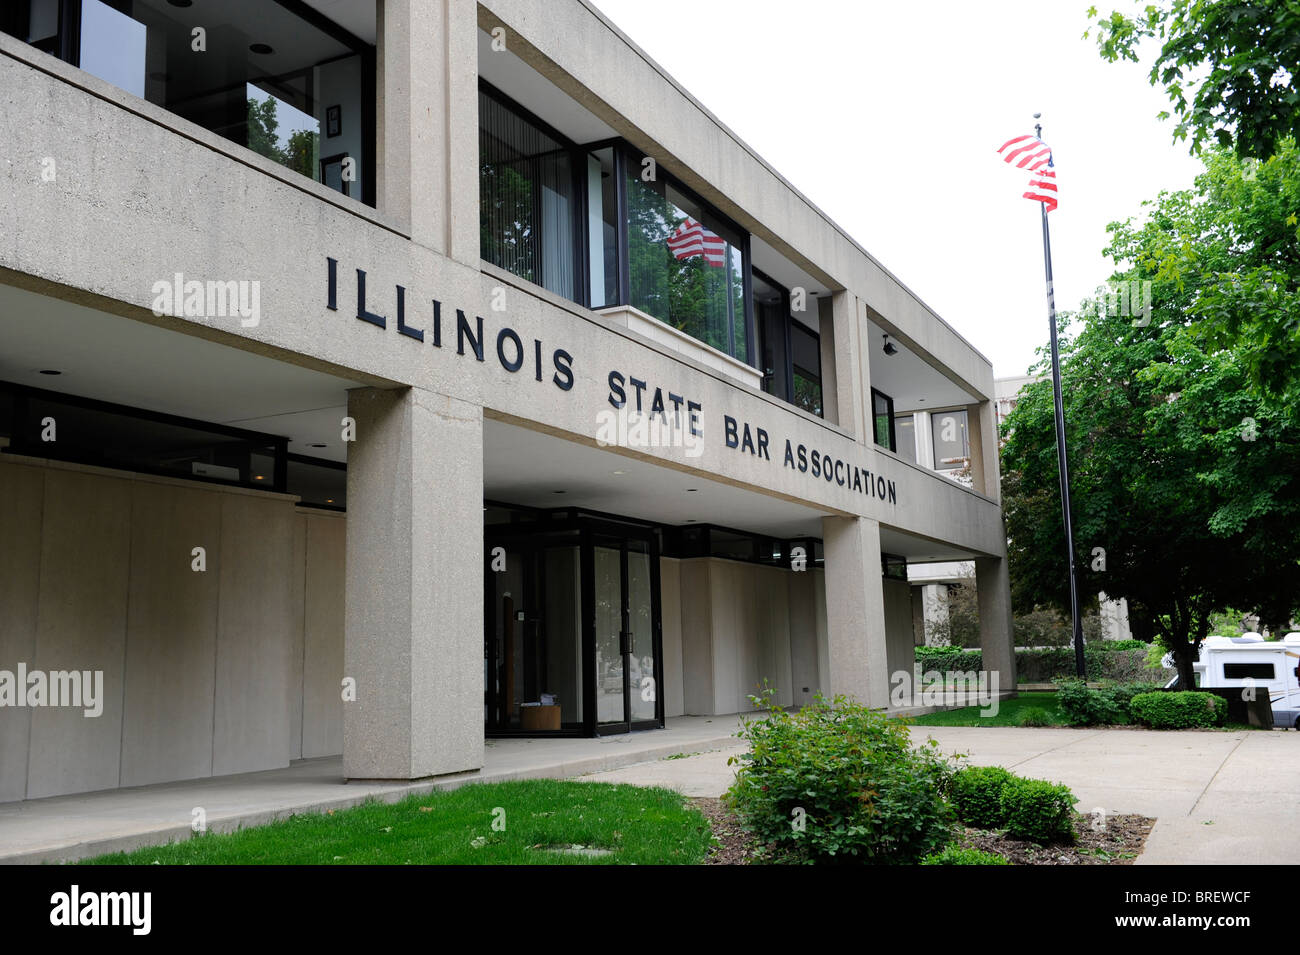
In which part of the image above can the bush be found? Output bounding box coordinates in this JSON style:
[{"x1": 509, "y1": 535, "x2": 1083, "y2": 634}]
[
  {"x1": 950, "y1": 766, "x2": 1013, "y2": 829},
  {"x1": 726, "y1": 691, "x2": 957, "y2": 864},
  {"x1": 920, "y1": 846, "x2": 1009, "y2": 865},
  {"x1": 998, "y1": 776, "x2": 1077, "y2": 844},
  {"x1": 1129, "y1": 691, "x2": 1227, "y2": 729},
  {"x1": 1055, "y1": 679, "x2": 1123, "y2": 725},
  {"x1": 1110, "y1": 682, "x2": 1164, "y2": 722}
]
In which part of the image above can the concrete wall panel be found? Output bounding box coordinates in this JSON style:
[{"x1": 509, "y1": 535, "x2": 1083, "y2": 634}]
[
  {"x1": 0, "y1": 460, "x2": 45, "y2": 802},
  {"x1": 119, "y1": 481, "x2": 221, "y2": 787},
  {"x1": 212, "y1": 494, "x2": 294, "y2": 777},
  {"x1": 301, "y1": 511, "x2": 345, "y2": 758},
  {"x1": 26, "y1": 468, "x2": 131, "y2": 799},
  {"x1": 659, "y1": 557, "x2": 684, "y2": 719}
]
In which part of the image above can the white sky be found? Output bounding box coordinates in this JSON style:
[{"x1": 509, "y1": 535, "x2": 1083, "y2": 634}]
[{"x1": 591, "y1": 0, "x2": 1205, "y2": 379}]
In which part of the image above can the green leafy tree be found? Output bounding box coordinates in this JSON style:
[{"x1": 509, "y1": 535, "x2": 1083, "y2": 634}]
[
  {"x1": 246, "y1": 96, "x2": 284, "y2": 164},
  {"x1": 1002, "y1": 149, "x2": 1300, "y2": 689},
  {"x1": 1086, "y1": 0, "x2": 1300, "y2": 161}
]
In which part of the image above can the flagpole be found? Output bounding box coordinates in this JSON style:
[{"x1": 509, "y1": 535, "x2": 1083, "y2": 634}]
[{"x1": 1035, "y1": 116, "x2": 1087, "y2": 679}]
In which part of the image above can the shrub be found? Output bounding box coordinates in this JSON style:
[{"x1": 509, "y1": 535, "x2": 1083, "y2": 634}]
[
  {"x1": 950, "y1": 766, "x2": 1013, "y2": 829},
  {"x1": 1129, "y1": 691, "x2": 1227, "y2": 729},
  {"x1": 1054, "y1": 679, "x2": 1123, "y2": 725},
  {"x1": 726, "y1": 691, "x2": 957, "y2": 864},
  {"x1": 1110, "y1": 682, "x2": 1164, "y2": 722},
  {"x1": 998, "y1": 776, "x2": 1077, "y2": 844},
  {"x1": 920, "y1": 846, "x2": 1009, "y2": 865}
]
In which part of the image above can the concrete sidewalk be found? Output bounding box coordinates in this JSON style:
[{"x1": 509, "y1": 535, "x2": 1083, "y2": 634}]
[
  {"x1": 0, "y1": 714, "x2": 748, "y2": 864},
  {"x1": 577, "y1": 726, "x2": 1300, "y2": 865}
]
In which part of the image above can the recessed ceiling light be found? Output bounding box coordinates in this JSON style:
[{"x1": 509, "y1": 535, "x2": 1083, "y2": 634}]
[
  {"x1": 167, "y1": 0, "x2": 193, "y2": 7},
  {"x1": 254, "y1": 475, "x2": 264, "y2": 481},
  {"x1": 310, "y1": 443, "x2": 327, "y2": 449},
  {"x1": 611, "y1": 469, "x2": 625, "y2": 475},
  {"x1": 552, "y1": 490, "x2": 565, "y2": 494},
  {"x1": 249, "y1": 42, "x2": 274, "y2": 55},
  {"x1": 686, "y1": 488, "x2": 698, "y2": 492},
  {"x1": 326, "y1": 498, "x2": 334, "y2": 503},
  {"x1": 38, "y1": 369, "x2": 61, "y2": 375}
]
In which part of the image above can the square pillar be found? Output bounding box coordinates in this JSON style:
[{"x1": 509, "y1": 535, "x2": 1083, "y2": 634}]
[
  {"x1": 343, "y1": 386, "x2": 484, "y2": 779},
  {"x1": 821, "y1": 515, "x2": 890, "y2": 708},
  {"x1": 830, "y1": 291, "x2": 866, "y2": 441},
  {"x1": 967, "y1": 400, "x2": 1001, "y2": 501},
  {"x1": 976, "y1": 554, "x2": 1017, "y2": 691},
  {"x1": 377, "y1": 0, "x2": 479, "y2": 263}
]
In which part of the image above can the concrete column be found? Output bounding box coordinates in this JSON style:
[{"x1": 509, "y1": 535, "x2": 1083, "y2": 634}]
[
  {"x1": 343, "y1": 386, "x2": 484, "y2": 780},
  {"x1": 817, "y1": 296, "x2": 839, "y2": 427},
  {"x1": 830, "y1": 291, "x2": 866, "y2": 441},
  {"x1": 915, "y1": 411, "x2": 935, "y2": 469},
  {"x1": 821, "y1": 515, "x2": 890, "y2": 708},
  {"x1": 969, "y1": 400, "x2": 1000, "y2": 502},
  {"x1": 975, "y1": 554, "x2": 1017, "y2": 691},
  {"x1": 377, "y1": 0, "x2": 478, "y2": 263}
]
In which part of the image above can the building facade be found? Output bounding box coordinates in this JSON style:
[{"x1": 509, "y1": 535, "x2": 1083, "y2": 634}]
[{"x1": 0, "y1": 0, "x2": 1014, "y2": 801}]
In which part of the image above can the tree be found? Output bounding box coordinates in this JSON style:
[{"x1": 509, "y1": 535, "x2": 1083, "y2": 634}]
[
  {"x1": 1086, "y1": 0, "x2": 1300, "y2": 162},
  {"x1": 1002, "y1": 146, "x2": 1300, "y2": 689}
]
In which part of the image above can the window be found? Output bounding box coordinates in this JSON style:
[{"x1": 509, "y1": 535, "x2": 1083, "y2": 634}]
[
  {"x1": 3, "y1": 0, "x2": 375, "y2": 204},
  {"x1": 791, "y1": 324, "x2": 823, "y2": 417},
  {"x1": 754, "y1": 269, "x2": 822, "y2": 417},
  {"x1": 882, "y1": 554, "x2": 908, "y2": 580},
  {"x1": 586, "y1": 147, "x2": 620, "y2": 309},
  {"x1": 625, "y1": 171, "x2": 749, "y2": 363},
  {"x1": 479, "y1": 88, "x2": 578, "y2": 299},
  {"x1": 895, "y1": 414, "x2": 917, "y2": 463},
  {"x1": 871, "y1": 388, "x2": 895, "y2": 451},
  {"x1": 931, "y1": 409, "x2": 970, "y2": 470},
  {"x1": 1223, "y1": 663, "x2": 1276, "y2": 680},
  {"x1": 0, "y1": 381, "x2": 286, "y2": 492}
]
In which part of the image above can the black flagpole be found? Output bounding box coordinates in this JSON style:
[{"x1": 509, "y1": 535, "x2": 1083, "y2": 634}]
[{"x1": 1035, "y1": 116, "x2": 1086, "y2": 679}]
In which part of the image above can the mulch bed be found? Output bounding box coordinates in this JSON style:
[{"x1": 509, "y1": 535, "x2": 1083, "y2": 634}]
[{"x1": 689, "y1": 798, "x2": 1154, "y2": 865}]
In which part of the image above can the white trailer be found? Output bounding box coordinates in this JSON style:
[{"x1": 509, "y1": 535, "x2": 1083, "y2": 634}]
[{"x1": 1165, "y1": 633, "x2": 1300, "y2": 729}]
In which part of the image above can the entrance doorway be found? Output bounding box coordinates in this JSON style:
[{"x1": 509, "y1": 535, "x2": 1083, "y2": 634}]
[{"x1": 485, "y1": 512, "x2": 664, "y2": 736}]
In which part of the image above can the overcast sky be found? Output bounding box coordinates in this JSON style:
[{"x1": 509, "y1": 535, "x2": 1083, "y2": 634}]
[{"x1": 591, "y1": 0, "x2": 1205, "y2": 379}]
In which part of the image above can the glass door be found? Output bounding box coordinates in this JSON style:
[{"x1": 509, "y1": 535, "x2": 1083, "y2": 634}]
[
  {"x1": 484, "y1": 529, "x2": 583, "y2": 734},
  {"x1": 592, "y1": 534, "x2": 662, "y2": 734}
]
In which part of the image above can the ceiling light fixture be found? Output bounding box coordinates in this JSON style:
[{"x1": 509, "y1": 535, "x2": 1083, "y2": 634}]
[
  {"x1": 249, "y1": 43, "x2": 274, "y2": 55},
  {"x1": 38, "y1": 369, "x2": 62, "y2": 375}
]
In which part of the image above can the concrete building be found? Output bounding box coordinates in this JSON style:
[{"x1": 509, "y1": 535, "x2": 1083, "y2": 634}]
[{"x1": 0, "y1": 0, "x2": 1014, "y2": 802}]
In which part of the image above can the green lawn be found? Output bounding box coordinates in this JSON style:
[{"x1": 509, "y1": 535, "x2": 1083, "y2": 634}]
[
  {"x1": 908, "y1": 691, "x2": 1065, "y2": 727},
  {"x1": 81, "y1": 779, "x2": 713, "y2": 865}
]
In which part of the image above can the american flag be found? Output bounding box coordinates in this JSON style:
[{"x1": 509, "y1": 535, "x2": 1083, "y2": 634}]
[
  {"x1": 666, "y1": 217, "x2": 727, "y2": 266},
  {"x1": 997, "y1": 135, "x2": 1058, "y2": 213}
]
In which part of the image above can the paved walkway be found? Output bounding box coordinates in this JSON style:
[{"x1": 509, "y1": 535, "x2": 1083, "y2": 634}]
[
  {"x1": 0, "y1": 714, "x2": 748, "y2": 864},
  {"x1": 577, "y1": 725, "x2": 1300, "y2": 864},
  {"x1": 6, "y1": 719, "x2": 1295, "y2": 864}
]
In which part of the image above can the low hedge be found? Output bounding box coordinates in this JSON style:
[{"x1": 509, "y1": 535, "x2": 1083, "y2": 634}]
[
  {"x1": 914, "y1": 645, "x2": 1164, "y2": 684},
  {"x1": 1129, "y1": 691, "x2": 1227, "y2": 729},
  {"x1": 999, "y1": 776, "x2": 1077, "y2": 844},
  {"x1": 948, "y1": 766, "x2": 1077, "y2": 844},
  {"x1": 951, "y1": 766, "x2": 1014, "y2": 828},
  {"x1": 1054, "y1": 679, "x2": 1164, "y2": 726}
]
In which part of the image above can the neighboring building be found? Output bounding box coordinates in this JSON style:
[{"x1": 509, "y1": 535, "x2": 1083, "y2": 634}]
[
  {"x1": 908, "y1": 373, "x2": 1130, "y2": 645},
  {"x1": 0, "y1": 0, "x2": 1014, "y2": 802}
]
